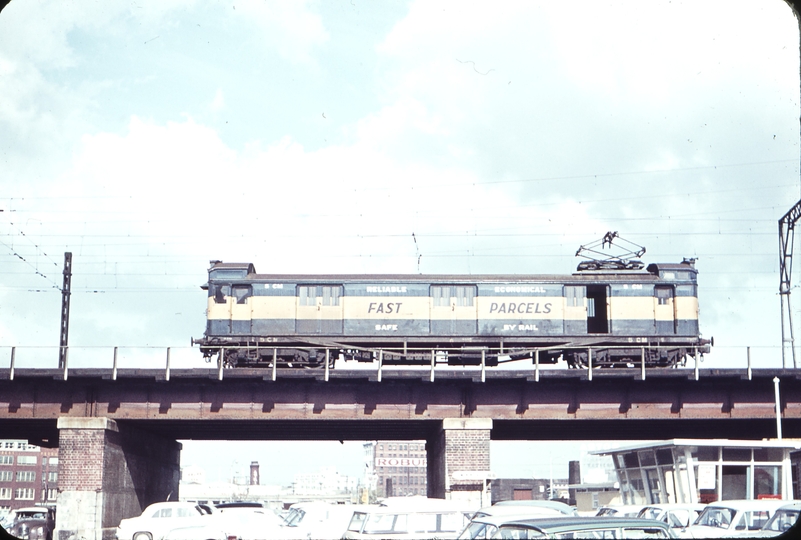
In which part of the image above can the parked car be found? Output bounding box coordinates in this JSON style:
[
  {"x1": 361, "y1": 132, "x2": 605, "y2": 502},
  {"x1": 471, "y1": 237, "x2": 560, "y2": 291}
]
[
  {"x1": 744, "y1": 501, "x2": 801, "y2": 538},
  {"x1": 595, "y1": 504, "x2": 648, "y2": 518},
  {"x1": 116, "y1": 502, "x2": 214, "y2": 540},
  {"x1": 494, "y1": 516, "x2": 674, "y2": 539},
  {"x1": 161, "y1": 524, "x2": 230, "y2": 540},
  {"x1": 459, "y1": 513, "x2": 568, "y2": 540},
  {"x1": 7, "y1": 506, "x2": 56, "y2": 540},
  {"x1": 280, "y1": 501, "x2": 372, "y2": 540},
  {"x1": 459, "y1": 502, "x2": 575, "y2": 538},
  {"x1": 212, "y1": 503, "x2": 284, "y2": 540},
  {"x1": 637, "y1": 503, "x2": 706, "y2": 529},
  {"x1": 488, "y1": 500, "x2": 578, "y2": 516},
  {"x1": 680, "y1": 499, "x2": 788, "y2": 538},
  {"x1": 344, "y1": 502, "x2": 472, "y2": 539}
]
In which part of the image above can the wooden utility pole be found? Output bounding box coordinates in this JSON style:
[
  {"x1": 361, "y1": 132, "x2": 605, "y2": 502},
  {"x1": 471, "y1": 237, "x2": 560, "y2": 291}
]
[{"x1": 58, "y1": 252, "x2": 72, "y2": 369}]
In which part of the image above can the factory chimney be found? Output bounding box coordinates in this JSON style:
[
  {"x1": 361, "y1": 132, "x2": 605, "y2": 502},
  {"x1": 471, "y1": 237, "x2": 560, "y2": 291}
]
[{"x1": 250, "y1": 461, "x2": 260, "y2": 486}]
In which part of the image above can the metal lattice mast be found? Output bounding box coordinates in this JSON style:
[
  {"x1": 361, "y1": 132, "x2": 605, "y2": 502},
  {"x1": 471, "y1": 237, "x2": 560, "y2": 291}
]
[
  {"x1": 58, "y1": 252, "x2": 72, "y2": 369},
  {"x1": 779, "y1": 201, "x2": 801, "y2": 368}
]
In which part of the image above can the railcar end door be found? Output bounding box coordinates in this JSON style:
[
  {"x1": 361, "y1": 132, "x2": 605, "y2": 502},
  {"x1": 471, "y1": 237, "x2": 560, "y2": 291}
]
[
  {"x1": 229, "y1": 284, "x2": 253, "y2": 334},
  {"x1": 654, "y1": 286, "x2": 677, "y2": 334}
]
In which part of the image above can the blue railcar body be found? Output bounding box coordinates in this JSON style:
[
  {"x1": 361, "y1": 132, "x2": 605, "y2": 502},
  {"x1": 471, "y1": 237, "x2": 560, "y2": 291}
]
[{"x1": 194, "y1": 260, "x2": 711, "y2": 368}]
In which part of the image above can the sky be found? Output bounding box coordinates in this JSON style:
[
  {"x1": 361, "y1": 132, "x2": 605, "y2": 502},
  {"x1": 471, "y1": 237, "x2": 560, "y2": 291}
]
[{"x1": 1, "y1": 0, "x2": 800, "y2": 486}]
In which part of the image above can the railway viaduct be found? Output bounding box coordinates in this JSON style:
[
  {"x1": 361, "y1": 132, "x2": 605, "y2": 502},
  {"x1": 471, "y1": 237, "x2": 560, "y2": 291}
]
[{"x1": 2, "y1": 367, "x2": 801, "y2": 539}]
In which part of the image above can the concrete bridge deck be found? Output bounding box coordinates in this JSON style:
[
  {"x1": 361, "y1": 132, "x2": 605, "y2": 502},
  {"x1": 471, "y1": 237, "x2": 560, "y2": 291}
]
[{"x1": 2, "y1": 367, "x2": 799, "y2": 445}]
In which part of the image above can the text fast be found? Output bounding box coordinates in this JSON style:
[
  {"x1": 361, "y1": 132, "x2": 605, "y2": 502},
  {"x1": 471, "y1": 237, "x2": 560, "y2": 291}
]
[{"x1": 368, "y1": 302, "x2": 402, "y2": 313}]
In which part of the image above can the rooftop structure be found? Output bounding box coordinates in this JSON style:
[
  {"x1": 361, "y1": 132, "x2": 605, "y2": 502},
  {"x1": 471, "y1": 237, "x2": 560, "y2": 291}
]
[{"x1": 593, "y1": 439, "x2": 801, "y2": 505}]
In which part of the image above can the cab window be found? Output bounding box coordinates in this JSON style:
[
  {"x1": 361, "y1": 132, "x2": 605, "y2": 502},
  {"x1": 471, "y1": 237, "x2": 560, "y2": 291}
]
[{"x1": 232, "y1": 284, "x2": 251, "y2": 304}]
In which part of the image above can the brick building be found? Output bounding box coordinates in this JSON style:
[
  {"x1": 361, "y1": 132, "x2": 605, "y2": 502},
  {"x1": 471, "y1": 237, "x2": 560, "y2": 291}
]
[
  {"x1": 0, "y1": 439, "x2": 59, "y2": 515},
  {"x1": 373, "y1": 441, "x2": 428, "y2": 497}
]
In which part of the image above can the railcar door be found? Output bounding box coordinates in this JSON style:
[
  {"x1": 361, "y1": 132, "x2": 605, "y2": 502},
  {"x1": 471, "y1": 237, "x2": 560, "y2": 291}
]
[
  {"x1": 296, "y1": 285, "x2": 344, "y2": 335},
  {"x1": 564, "y1": 285, "x2": 588, "y2": 334},
  {"x1": 229, "y1": 284, "x2": 253, "y2": 335},
  {"x1": 654, "y1": 286, "x2": 676, "y2": 334},
  {"x1": 587, "y1": 285, "x2": 609, "y2": 334},
  {"x1": 430, "y1": 285, "x2": 477, "y2": 335}
]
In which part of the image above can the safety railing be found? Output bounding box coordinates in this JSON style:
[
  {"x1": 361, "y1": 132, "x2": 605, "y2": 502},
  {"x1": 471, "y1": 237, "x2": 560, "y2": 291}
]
[{"x1": 0, "y1": 344, "x2": 796, "y2": 382}]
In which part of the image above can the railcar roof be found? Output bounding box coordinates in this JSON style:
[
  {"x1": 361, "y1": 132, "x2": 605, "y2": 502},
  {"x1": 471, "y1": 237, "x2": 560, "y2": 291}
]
[{"x1": 241, "y1": 272, "x2": 663, "y2": 282}]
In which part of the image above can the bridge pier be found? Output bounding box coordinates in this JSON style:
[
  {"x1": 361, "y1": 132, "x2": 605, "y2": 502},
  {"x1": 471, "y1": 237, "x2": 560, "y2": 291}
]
[
  {"x1": 428, "y1": 418, "x2": 492, "y2": 508},
  {"x1": 56, "y1": 417, "x2": 181, "y2": 540}
]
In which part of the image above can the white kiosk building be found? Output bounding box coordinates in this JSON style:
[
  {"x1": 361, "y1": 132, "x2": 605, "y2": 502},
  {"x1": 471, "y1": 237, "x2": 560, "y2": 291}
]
[{"x1": 593, "y1": 439, "x2": 801, "y2": 504}]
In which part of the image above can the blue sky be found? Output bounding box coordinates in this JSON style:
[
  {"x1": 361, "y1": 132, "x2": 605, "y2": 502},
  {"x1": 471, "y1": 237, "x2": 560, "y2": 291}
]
[{"x1": 1, "y1": 0, "x2": 799, "y2": 484}]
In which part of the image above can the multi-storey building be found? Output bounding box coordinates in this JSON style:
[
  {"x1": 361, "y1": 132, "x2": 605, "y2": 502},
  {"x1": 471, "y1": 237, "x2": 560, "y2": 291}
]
[
  {"x1": 0, "y1": 440, "x2": 59, "y2": 514},
  {"x1": 372, "y1": 441, "x2": 427, "y2": 498}
]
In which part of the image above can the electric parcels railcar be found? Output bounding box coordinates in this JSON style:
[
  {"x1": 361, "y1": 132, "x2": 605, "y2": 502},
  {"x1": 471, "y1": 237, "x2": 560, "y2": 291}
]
[{"x1": 194, "y1": 259, "x2": 711, "y2": 368}]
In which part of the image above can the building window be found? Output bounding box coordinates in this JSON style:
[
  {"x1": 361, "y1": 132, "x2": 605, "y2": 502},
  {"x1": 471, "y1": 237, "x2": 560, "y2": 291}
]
[
  {"x1": 48, "y1": 457, "x2": 59, "y2": 466},
  {"x1": 45, "y1": 488, "x2": 58, "y2": 501},
  {"x1": 16, "y1": 455, "x2": 37, "y2": 466},
  {"x1": 3, "y1": 443, "x2": 12, "y2": 449},
  {"x1": 47, "y1": 472, "x2": 58, "y2": 482},
  {"x1": 0, "y1": 489, "x2": 10, "y2": 500},
  {"x1": 15, "y1": 443, "x2": 25, "y2": 449},
  {"x1": 0, "y1": 471, "x2": 11, "y2": 482},
  {"x1": 0, "y1": 456, "x2": 12, "y2": 465},
  {"x1": 14, "y1": 488, "x2": 35, "y2": 500},
  {"x1": 16, "y1": 471, "x2": 36, "y2": 482}
]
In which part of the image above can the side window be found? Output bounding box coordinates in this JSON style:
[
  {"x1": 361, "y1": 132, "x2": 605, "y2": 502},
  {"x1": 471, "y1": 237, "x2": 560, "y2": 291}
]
[
  {"x1": 298, "y1": 286, "x2": 342, "y2": 306},
  {"x1": 565, "y1": 285, "x2": 586, "y2": 307},
  {"x1": 655, "y1": 286, "x2": 673, "y2": 305},
  {"x1": 232, "y1": 285, "x2": 251, "y2": 304},
  {"x1": 431, "y1": 286, "x2": 475, "y2": 307},
  {"x1": 214, "y1": 284, "x2": 230, "y2": 304}
]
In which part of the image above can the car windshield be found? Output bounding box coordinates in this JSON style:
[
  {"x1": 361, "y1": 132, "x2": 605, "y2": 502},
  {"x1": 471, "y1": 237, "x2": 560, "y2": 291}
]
[
  {"x1": 459, "y1": 521, "x2": 498, "y2": 539},
  {"x1": 283, "y1": 508, "x2": 305, "y2": 527},
  {"x1": 694, "y1": 507, "x2": 736, "y2": 529},
  {"x1": 16, "y1": 512, "x2": 46, "y2": 520},
  {"x1": 638, "y1": 507, "x2": 661, "y2": 520},
  {"x1": 762, "y1": 509, "x2": 800, "y2": 533}
]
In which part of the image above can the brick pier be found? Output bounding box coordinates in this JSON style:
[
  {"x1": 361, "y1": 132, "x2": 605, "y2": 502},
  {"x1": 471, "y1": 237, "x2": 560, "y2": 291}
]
[
  {"x1": 428, "y1": 418, "x2": 493, "y2": 507},
  {"x1": 56, "y1": 418, "x2": 180, "y2": 540}
]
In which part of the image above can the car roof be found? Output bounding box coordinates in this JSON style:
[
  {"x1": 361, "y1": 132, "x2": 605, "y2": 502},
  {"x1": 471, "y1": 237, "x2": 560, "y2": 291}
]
[
  {"x1": 143, "y1": 502, "x2": 201, "y2": 511},
  {"x1": 476, "y1": 505, "x2": 571, "y2": 517},
  {"x1": 492, "y1": 500, "x2": 576, "y2": 514},
  {"x1": 468, "y1": 513, "x2": 571, "y2": 527},
  {"x1": 215, "y1": 501, "x2": 263, "y2": 508},
  {"x1": 702, "y1": 499, "x2": 789, "y2": 511},
  {"x1": 500, "y1": 516, "x2": 671, "y2": 533},
  {"x1": 640, "y1": 503, "x2": 706, "y2": 511},
  {"x1": 355, "y1": 506, "x2": 467, "y2": 515},
  {"x1": 15, "y1": 507, "x2": 52, "y2": 513}
]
